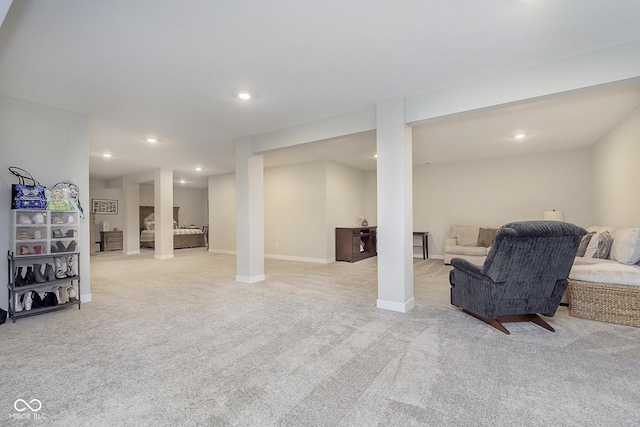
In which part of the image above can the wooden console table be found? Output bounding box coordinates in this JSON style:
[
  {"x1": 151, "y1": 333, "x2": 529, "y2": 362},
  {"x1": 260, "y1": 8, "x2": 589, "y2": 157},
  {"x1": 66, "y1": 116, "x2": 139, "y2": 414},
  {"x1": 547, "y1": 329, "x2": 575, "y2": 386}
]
[
  {"x1": 413, "y1": 231, "x2": 429, "y2": 259},
  {"x1": 100, "y1": 230, "x2": 123, "y2": 252},
  {"x1": 336, "y1": 227, "x2": 377, "y2": 262}
]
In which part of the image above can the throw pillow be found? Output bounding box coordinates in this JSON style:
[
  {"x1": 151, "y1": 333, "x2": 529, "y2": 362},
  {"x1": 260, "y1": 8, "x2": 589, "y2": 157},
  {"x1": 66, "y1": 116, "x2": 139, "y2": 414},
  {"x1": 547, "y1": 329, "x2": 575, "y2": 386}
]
[
  {"x1": 478, "y1": 228, "x2": 499, "y2": 248},
  {"x1": 452, "y1": 225, "x2": 480, "y2": 247},
  {"x1": 584, "y1": 232, "x2": 602, "y2": 258},
  {"x1": 576, "y1": 232, "x2": 595, "y2": 257},
  {"x1": 592, "y1": 230, "x2": 613, "y2": 259},
  {"x1": 610, "y1": 227, "x2": 640, "y2": 265}
]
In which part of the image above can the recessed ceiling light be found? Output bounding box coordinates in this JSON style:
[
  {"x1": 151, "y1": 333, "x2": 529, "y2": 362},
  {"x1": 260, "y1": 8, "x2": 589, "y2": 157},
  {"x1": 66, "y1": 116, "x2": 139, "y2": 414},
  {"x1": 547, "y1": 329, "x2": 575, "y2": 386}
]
[
  {"x1": 102, "y1": 153, "x2": 112, "y2": 158},
  {"x1": 145, "y1": 137, "x2": 158, "y2": 143},
  {"x1": 238, "y1": 92, "x2": 251, "y2": 100},
  {"x1": 180, "y1": 180, "x2": 186, "y2": 184},
  {"x1": 372, "y1": 153, "x2": 378, "y2": 158},
  {"x1": 514, "y1": 134, "x2": 526, "y2": 139},
  {"x1": 195, "y1": 167, "x2": 202, "y2": 171}
]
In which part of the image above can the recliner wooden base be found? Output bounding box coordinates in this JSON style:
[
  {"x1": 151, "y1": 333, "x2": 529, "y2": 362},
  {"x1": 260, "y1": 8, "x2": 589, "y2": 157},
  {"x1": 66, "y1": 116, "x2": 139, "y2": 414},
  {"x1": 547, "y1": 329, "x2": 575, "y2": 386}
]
[{"x1": 462, "y1": 309, "x2": 555, "y2": 334}]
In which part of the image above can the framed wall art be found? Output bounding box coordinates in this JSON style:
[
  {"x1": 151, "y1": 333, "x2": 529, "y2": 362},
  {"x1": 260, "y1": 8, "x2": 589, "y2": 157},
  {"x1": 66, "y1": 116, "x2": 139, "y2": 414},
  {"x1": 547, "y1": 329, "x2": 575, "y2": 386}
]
[{"x1": 92, "y1": 199, "x2": 118, "y2": 215}]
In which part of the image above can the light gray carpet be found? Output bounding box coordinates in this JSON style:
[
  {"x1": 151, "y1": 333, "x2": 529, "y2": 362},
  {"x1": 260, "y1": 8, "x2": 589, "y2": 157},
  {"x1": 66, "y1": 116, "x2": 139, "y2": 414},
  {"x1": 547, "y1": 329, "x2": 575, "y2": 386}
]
[{"x1": 1, "y1": 249, "x2": 639, "y2": 426}]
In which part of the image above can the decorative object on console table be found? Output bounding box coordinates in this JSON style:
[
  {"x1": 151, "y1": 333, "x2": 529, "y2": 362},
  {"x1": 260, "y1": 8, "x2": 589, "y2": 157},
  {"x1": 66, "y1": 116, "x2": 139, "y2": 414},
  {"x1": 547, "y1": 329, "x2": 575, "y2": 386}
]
[
  {"x1": 100, "y1": 230, "x2": 123, "y2": 252},
  {"x1": 336, "y1": 227, "x2": 377, "y2": 262}
]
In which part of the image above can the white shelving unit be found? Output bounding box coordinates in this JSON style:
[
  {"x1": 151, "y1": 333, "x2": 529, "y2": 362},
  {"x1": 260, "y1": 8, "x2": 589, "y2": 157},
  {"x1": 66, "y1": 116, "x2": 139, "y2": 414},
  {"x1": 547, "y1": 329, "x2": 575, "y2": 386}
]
[{"x1": 7, "y1": 210, "x2": 81, "y2": 322}]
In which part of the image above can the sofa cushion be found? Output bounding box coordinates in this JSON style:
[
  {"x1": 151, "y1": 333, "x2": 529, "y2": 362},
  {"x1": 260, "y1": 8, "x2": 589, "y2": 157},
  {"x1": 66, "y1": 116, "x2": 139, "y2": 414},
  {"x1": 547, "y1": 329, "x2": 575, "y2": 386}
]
[
  {"x1": 576, "y1": 232, "x2": 595, "y2": 257},
  {"x1": 570, "y1": 260, "x2": 640, "y2": 287},
  {"x1": 610, "y1": 227, "x2": 640, "y2": 265},
  {"x1": 478, "y1": 227, "x2": 499, "y2": 248},
  {"x1": 451, "y1": 225, "x2": 480, "y2": 247},
  {"x1": 444, "y1": 244, "x2": 488, "y2": 256},
  {"x1": 584, "y1": 230, "x2": 613, "y2": 259}
]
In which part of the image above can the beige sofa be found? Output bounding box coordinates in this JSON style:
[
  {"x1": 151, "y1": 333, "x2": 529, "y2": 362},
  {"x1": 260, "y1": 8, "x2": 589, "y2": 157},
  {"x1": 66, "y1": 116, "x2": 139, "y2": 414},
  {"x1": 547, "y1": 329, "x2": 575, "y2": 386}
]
[
  {"x1": 444, "y1": 225, "x2": 500, "y2": 265},
  {"x1": 568, "y1": 226, "x2": 640, "y2": 327}
]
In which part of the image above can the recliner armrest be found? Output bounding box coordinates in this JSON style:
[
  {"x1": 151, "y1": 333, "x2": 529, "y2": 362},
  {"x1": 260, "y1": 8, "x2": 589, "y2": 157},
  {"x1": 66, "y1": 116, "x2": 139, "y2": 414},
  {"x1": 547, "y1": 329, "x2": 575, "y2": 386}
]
[{"x1": 451, "y1": 257, "x2": 485, "y2": 280}]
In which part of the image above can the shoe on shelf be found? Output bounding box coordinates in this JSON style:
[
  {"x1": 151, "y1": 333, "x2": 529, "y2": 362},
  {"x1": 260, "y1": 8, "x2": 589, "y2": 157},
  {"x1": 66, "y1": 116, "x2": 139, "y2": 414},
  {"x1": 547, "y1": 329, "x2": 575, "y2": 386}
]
[
  {"x1": 42, "y1": 292, "x2": 58, "y2": 307},
  {"x1": 18, "y1": 230, "x2": 30, "y2": 240},
  {"x1": 24, "y1": 266, "x2": 36, "y2": 285},
  {"x1": 18, "y1": 215, "x2": 32, "y2": 224},
  {"x1": 51, "y1": 286, "x2": 61, "y2": 303},
  {"x1": 19, "y1": 245, "x2": 31, "y2": 255},
  {"x1": 15, "y1": 267, "x2": 26, "y2": 286},
  {"x1": 52, "y1": 229, "x2": 63, "y2": 238},
  {"x1": 56, "y1": 241, "x2": 66, "y2": 253},
  {"x1": 44, "y1": 263, "x2": 55, "y2": 281},
  {"x1": 66, "y1": 240, "x2": 77, "y2": 252},
  {"x1": 34, "y1": 264, "x2": 47, "y2": 283},
  {"x1": 32, "y1": 213, "x2": 45, "y2": 224},
  {"x1": 21, "y1": 291, "x2": 33, "y2": 311},
  {"x1": 65, "y1": 229, "x2": 76, "y2": 238},
  {"x1": 31, "y1": 291, "x2": 43, "y2": 309},
  {"x1": 52, "y1": 216, "x2": 63, "y2": 224},
  {"x1": 67, "y1": 285, "x2": 78, "y2": 302},
  {"x1": 13, "y1": 293, "x2": 23, "y2": 313},
  {"x1": 56, "y1": 286, "x2": 69, "y2": 304},
  {"x1": 54, "y1": 257, "x2": 67, "y2": 279},
  {"x1": 66, "y1": 256, "x2": 75, "y2": 277}
]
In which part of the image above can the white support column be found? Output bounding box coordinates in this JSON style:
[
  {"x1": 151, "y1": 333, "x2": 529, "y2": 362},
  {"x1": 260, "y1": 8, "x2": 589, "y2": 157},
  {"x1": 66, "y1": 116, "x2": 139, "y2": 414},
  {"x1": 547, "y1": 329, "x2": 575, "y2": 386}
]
[
  {"x1": 123, "y1": 179, "x2": 140, "y2": 255},
  {"x1": 376, "y1": 98, "x2": 414, "y2": 312},
  {"x1": 235, "y1": 136, "x2": 265, "y2": 283},
  {"x1": 154, "y1": 168, "x2": 174, "y2": 260}
]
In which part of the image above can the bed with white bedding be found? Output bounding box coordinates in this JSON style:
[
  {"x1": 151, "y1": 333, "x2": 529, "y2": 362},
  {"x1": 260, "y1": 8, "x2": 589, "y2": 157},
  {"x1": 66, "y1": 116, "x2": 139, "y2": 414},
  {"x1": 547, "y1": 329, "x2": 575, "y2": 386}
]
[{"x1": 139, "y1": 206, "x2": 206, "y2": 249}]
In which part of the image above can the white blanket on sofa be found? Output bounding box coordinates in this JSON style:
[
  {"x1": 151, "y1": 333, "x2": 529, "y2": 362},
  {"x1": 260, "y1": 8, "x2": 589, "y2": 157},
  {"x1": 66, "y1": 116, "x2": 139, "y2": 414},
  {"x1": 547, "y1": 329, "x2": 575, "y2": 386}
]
[{"x1": 570, "y1": 257, "x2": 640, "y2": 287}]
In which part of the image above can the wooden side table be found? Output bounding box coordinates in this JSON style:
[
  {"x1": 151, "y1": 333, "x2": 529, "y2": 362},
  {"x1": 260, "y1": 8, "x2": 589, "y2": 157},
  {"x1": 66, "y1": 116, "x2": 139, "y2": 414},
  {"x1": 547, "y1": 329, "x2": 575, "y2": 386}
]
[
  {"x1": 100, "y1": 230, "x2": 123, "y2": 251},
  {"x1": 413, "y1": 231, "x2": 429, "y2": 259}
]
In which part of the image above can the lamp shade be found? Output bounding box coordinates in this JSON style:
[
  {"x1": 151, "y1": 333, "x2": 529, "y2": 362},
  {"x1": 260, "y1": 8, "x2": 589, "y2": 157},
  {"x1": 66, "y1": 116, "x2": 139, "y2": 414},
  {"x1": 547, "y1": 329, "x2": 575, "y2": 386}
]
[{"x1": 543, "y1": 210, "x2": 565, "y2": 221}]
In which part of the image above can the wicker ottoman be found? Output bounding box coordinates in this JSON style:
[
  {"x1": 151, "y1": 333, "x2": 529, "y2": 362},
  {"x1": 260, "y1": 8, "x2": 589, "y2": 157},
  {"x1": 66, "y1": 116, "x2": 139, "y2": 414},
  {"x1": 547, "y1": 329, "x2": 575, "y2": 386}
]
[{"x1": 568, "y1": 279, "x2": 640, "y2": 328}]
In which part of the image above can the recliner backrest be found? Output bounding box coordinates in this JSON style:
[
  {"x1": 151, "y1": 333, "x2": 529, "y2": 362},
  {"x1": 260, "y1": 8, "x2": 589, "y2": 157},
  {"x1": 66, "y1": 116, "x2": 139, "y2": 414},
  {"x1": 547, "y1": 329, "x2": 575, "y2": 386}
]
[{"x1": 481, "y1": 221, "x2": 586, "y2": 298}]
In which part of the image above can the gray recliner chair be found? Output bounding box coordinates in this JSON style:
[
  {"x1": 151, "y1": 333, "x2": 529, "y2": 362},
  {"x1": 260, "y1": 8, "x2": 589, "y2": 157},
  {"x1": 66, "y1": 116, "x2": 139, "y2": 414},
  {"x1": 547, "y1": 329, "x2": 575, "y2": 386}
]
[{"x1": 449, "y1": 220, "x2": 586, "y2": 334}]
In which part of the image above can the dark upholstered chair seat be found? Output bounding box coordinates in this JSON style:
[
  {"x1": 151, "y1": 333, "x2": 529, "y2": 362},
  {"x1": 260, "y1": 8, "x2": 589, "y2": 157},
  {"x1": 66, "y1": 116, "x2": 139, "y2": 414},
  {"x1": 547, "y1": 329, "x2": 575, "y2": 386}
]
[{"x1": 449, "y1": 220, "x2": 586, "y2": 334}]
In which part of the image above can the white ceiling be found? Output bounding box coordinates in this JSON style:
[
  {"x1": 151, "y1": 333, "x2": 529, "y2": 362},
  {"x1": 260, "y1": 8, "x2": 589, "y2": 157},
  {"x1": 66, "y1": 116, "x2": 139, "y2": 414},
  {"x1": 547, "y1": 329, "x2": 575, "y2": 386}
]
[{"x1": 1, "y1": 1, "x2": 640, "y2": 188}]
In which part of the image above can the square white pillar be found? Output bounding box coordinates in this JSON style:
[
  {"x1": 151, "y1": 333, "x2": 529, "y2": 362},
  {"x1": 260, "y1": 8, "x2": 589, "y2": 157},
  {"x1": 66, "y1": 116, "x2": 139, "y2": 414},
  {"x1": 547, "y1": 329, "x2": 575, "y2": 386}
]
[
  {"x1": 376, "y1": 98, "x2": 414, "y2": 312},
  {"x1": 154, "y1": 168, "x2": 174, "y2": 260},
  {"x1": 123, "y1": 180, "x2": 140, "y2": 255},
  {"x1": 236, "y1": 137, "x2": 265, "y2": 283}
]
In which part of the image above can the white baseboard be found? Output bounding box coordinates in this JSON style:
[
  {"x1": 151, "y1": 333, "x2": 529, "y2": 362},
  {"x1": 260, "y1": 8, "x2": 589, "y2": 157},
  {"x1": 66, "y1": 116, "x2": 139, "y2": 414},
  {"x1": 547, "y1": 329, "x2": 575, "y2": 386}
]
[
  {"x1": 80, "y1": 293, "x2": 92, "y2": 303},
  {"x1": 376, "y1": 297, "x2": 415, "y2": 313},
  {"x1": 208, "y1": 249, "x2": 236, "y2": 255},
  {"x1": 413, "y1": 254, "x2": 444, "y2": 260},
  {"x1": 154, "y1": 254, "x2": 174, "y2": 260},
  {"x1": 126, "y1": 250, "x2": 140, "y2": 255},
  {"x1": 236, "y1": 274, "x2": 266, "y2": 283},
  {"x1": 265, "y1": 254, "x2": 334, "y2": 264}
]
